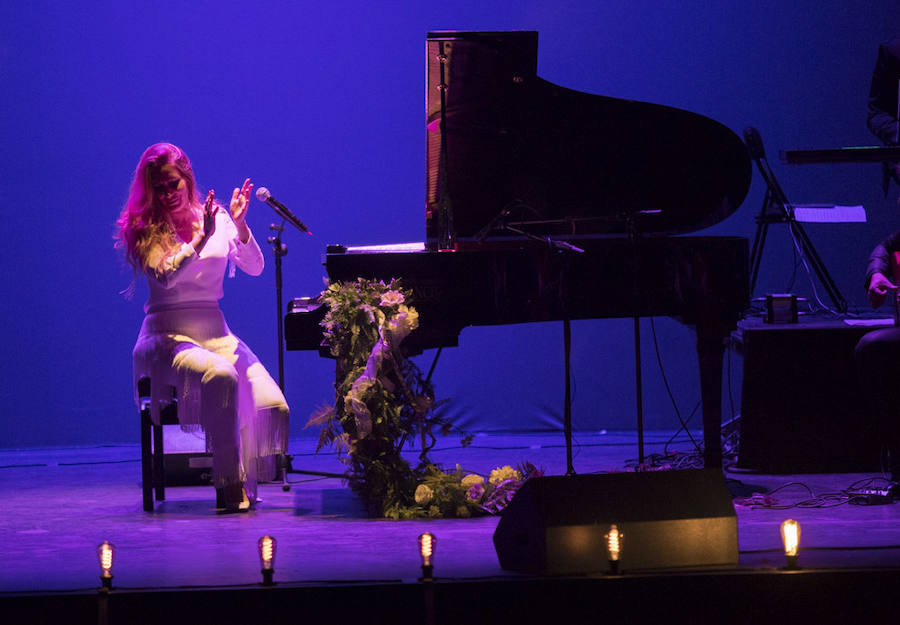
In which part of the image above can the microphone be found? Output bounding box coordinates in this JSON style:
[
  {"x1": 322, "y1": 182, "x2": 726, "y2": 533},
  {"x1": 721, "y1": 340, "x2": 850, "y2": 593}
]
[
  {"x1": 255, "y1": 187, "x2": 312, "y2": 235},
  {"x1": 473, "y1": 208, "x2": 510, "y2": 242}
]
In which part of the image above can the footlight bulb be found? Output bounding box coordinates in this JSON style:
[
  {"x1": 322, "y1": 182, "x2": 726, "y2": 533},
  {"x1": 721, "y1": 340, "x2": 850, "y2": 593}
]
[
  {"x1": 418, "y1": 532, "x2": 436, "y2": 581},
  {"x1": 258, "y1": 535, "x2": 277, "y2": 586},
  {"x1": 96, "y1": 541, "x2": 115, "y2": 590},
  {"x1": 605, "y1": 525, "x2": 622, "y2": 574},
  {"x1": 780, "y1": 519, "x2": 800, "y2": 569}
]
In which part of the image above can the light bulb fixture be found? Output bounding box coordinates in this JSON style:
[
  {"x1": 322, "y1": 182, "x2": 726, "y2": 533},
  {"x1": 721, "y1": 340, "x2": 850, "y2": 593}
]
[
  {"x1": 418, "y1": 532, "x2": 436, "y2": 582},
  {"x1": 96, "y1": 541, "x2": 115, "y2": 590},
  {"x1": 605, "y1": 525, "x2": 622, "y2": 574},
  {"x1": 780, "y1": 519, "x2": 801, "y2": 570},
  {"x1": 258, "y1": 535, "x2": 277, "y2": 586}
]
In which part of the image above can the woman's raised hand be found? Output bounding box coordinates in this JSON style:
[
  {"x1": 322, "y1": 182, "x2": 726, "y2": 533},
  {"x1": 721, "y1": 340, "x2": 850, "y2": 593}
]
[
  {"x1": 230, "y1": 178, "x2": 253, "y2": 242},
  {"x1": 203, "y1": 190, "x2": 218, "y2": 235},
  {"x1": 188, "y1": 190, "x2": 218, "y2": 254},
  {"x1": 230, "y1": 178, "x2": 253, "y2": 226}
]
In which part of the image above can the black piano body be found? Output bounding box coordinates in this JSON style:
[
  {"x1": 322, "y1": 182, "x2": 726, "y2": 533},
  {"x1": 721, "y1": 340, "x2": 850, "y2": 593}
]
[
  {"x1": 303, "y1": 237, "x2": 748, "y2": 352},
  {"x1": 285, "y1": 31, "x2": 752, "y2": 468}
]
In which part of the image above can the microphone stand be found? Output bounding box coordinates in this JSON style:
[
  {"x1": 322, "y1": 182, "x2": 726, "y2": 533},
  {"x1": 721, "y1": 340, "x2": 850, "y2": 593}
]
[
  {"x1": 267, "y1": 222, "x2": 288, "y2": 393},
  {"x1": 625, "y1": 211, "x2": 646, "y2": 466},
  {"x1": 265, "y1": 220, "x2": 346, "y2": 488},
  {"x1": 265, "y1": 222, "x2": 294, "y2": 490},
  {"x1": 258, "y1": 195, "x2": 315, "y2": 392}
]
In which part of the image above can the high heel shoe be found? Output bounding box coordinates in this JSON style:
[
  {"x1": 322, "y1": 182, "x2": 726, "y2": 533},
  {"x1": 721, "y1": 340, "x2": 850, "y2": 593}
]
[{"x1": 219, "y1": 482, "x2": 251, "y2": 513}]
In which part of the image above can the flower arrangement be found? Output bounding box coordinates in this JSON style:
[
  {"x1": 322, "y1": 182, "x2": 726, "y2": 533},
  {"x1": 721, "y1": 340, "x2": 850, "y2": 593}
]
[
  {"x1": 306, "y1": 278, "x2": 537, "y2": 519},
  {"x1": 410, "y1": 462, "x2": 543, "y2": 519}
]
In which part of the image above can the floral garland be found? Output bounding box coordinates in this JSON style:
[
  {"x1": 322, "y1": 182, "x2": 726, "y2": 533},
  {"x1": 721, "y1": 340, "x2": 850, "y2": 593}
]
[{"x1": 306, "y1": 278, "x2": 539, "y2": 519}]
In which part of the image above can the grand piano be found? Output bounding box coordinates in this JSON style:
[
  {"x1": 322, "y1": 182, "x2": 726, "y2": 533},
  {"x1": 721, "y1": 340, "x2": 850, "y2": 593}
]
[{"x1": 285, "y1": 31, "x2": 752, "y2": 469}]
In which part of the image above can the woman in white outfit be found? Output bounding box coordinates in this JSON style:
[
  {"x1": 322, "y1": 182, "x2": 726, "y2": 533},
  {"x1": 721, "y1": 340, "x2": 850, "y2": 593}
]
[{"x1": 116, "y1": 143, "x2": 289, "y2": 512}]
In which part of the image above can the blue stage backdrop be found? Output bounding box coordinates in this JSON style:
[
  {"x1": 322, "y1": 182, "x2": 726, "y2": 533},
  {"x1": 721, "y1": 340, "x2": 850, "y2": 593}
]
[{"x1": 2, "y1": 1, "x2": 899, "y2": 448}]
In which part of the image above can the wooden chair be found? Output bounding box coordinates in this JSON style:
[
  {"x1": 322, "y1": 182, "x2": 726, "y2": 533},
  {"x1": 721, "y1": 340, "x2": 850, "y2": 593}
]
[
  {"x1": 139, "y1": 378, "x2": 293, "y2": 510},
  {"x1": 138, "y1": 377, "x2": 180, "y2": 511},
  {"x1": 139, "y1": 378, "x2": 228, "y2": 511}
]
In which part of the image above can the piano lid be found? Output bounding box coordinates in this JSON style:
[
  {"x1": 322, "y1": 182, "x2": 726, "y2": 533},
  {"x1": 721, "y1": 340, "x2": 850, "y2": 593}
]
[{"x1": 425, "y1": 31, "x2": 752, "y2": 242}]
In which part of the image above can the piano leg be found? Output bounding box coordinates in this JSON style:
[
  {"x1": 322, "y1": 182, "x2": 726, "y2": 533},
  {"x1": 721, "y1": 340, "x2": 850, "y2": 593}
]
[
  {"x1": 696, "y1": 333, "x2": 726, "y2": 469},
  {"x1": 563, "y1": 318, "x2": 575, "y2": 476}
]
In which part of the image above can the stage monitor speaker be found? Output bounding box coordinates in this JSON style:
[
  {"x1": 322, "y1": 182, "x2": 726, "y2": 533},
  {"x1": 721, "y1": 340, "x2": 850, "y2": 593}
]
[
  {"x1": 492, "y1": 470, "x2": 737, "y2": 575},
  {"x1": 163, "y1": 452, "x2": 213, "y2": 486}
]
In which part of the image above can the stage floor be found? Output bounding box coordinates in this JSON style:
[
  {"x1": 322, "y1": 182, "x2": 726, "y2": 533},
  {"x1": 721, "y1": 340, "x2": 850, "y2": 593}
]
[{"x1": 3, "y1": 431, "x2": 900, "y2": 622}]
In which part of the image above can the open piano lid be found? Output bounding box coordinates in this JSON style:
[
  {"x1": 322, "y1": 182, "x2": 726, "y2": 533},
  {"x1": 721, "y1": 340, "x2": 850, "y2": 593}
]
[{"x1": 425, "y1": 31, "x2": 752, "y2": 244}]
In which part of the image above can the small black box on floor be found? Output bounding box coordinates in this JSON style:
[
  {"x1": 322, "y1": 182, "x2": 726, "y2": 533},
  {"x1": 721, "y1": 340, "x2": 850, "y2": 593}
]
[
  {"x1": 162, "y1": 452, "x2": 214, "y2": 486},
  {"x1": 732, "y1": 317, "x2": 883, "y2": 473},
  {"x1": 765, "y1": 293, "x2": 798, "y2": 324},
  {"x1": 492, "y1": 470, "x2": 737, "y2": 575}
]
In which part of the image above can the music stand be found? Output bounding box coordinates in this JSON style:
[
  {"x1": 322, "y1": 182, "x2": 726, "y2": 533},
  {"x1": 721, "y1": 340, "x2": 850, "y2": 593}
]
[{"x1": 744, "y1": 127, "x2": 848, "y2": 313}]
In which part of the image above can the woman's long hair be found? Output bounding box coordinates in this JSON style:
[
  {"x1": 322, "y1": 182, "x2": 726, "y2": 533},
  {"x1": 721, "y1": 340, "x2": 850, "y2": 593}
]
[{"x1": 115, "y1": 143, "x2": 200, "y2": 286}]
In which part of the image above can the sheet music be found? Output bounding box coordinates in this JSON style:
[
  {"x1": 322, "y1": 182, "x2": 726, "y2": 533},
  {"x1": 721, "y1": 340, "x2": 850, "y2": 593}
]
[
  {"x1": 791, "y1": 204, "x2": 866, "y2": 223},
  {"x1": 843, "y1": 318, "x2": 894, "y2": 327}
]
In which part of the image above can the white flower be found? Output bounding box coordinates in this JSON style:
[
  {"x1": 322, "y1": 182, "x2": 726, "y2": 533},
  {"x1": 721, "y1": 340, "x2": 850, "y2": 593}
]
[{"x1": 379, "y1": 290, "x2": 405, "y2": 307}]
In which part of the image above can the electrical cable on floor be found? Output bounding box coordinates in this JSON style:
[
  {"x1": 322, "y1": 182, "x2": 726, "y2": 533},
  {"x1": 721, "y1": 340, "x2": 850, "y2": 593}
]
[
  {"x1": 411, "y1": 437, "x2": 703, "y2": 455},
  {"x1": 664, "y1": 401, "x2": 700, "y2": 455},
  {"x1": 726, "y1": 343, "x2": 737, "y2": 428},
  {"x1": 786, "y1": 224, "x2": 837, "y2": 316},
  {"x1": 648, "y1": 318, "x2": 702, "y2": 454},
  {"x1": 785, "y1": 230, "x2": 799, "y2": 293},
  {"x1": 733, "y1": 477, "x2": 898, "y2": 509},
  {"x1": 284, "y1": 475, "x2": 336, "y2": 485},
  {"x1": 622, "y1": 450, "x2": 704, "y2": 471},
  {"x1": 0, "y1": 463, "x2": 48, "y2": 469},
  {"x1": 15, "y1": 437, "x2": 705, "y2": 475}
]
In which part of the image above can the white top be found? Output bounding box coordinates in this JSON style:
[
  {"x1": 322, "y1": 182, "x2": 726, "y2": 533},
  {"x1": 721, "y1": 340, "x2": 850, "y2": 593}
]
[{"x1": 144, "y1": 210, "x2": 264, "y2": 312}]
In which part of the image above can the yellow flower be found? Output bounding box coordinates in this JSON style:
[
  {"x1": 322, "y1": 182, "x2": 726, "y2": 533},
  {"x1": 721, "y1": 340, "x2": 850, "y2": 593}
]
[
  {"x1": 414, "y1": 483, "x2": 434, "y2": 504},
  {"x1": 461, "y1": 474, "x2": 484, "y2": 488},
  {"x1": 489, "y1": 465, "x2": 521, "y2": 485}
]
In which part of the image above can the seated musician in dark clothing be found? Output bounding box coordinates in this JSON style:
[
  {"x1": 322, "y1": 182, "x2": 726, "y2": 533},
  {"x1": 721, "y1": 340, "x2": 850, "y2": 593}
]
[
  {"x1": 856, "y1": 38, "x2": 900, "y2": 488},
  {"x1": 855, "y1": 236, "x2": 900, "y2": 485}
]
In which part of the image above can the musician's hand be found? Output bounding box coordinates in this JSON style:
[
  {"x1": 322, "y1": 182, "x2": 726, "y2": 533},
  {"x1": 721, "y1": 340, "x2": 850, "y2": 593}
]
[
  {"x1": 868, "y1": 271, "x2": 897, "y2": 308},
  {"x1": 230, "y1": 178, "x2": 253, "y2": 242},
  {"x1": 192, "y1": 190, "x2": 217, "y2": 253},
  {"x1": 203, "y1": 190, "x2": 218, "y2": 237}
]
